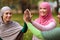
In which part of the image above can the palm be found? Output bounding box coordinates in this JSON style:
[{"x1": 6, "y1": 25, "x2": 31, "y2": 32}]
[{"x1": 23, "y1": 9, "x2": 32, "y2": 22}]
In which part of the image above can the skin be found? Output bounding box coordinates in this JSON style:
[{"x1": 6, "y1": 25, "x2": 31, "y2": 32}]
[
  {"x1": 23, "y1": 9, "x2": 32, "y2": 23},
  {"x1": 38, "y1": 6, "x2": 47, "y2": 16},
  {"x1": 2, "y1": 10, "x2": 12, "y2": 23}
]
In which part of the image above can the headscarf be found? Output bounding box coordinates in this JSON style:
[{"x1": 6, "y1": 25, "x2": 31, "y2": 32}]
[{"x1": 35, "y1": 2, "x2": 56, "y2": 26}]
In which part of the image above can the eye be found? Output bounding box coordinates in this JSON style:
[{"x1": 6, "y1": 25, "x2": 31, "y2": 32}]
[
  {"x1": 40, "y1": 8, "x2": 42, "y2": 9},
  {"x1": 5, "y1": 12, "x2": 12, "y2": 15},
  {"x1": 6, "y1": 13, "x2": 8, "y2": 15},
  {"x1": 43, "y1": 8, "x2": 46, "y2": 10},
  {"x1": 9, "y1": 13, "x2": 12, "y2": 15}
]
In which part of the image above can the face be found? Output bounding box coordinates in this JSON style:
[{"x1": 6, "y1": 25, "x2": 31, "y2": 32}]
[
  {"x1": 3, "y1": 10, "x2": 12, "y2": 22},
  {"x1": 38, "y1": 6, "x2": 47, "y2": 16}
]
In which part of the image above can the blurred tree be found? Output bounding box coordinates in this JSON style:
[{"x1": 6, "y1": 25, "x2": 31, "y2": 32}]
[
  {"x1": 57, "y1": 0, "x2": 59, "y2": 14},
  {"x1": 0, "y1": 0, "x2": 2, "y2": 8},
  {"x1": 1, "y1": 0, "x2": 19, "y2": 6},
  {"x1": 44, "y1": 0, "x2": 47, "y2": 1},
  {"x1": 19, "y1": 0, "x2": 31, "y2": 13},
  {"x1": 31, "y1": 0, "x2": 41, "y2": 5}
]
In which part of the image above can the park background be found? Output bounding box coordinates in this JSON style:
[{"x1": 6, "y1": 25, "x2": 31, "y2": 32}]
[{"x1": 0, "y1": 0, "x2": 60, "y2": 40}]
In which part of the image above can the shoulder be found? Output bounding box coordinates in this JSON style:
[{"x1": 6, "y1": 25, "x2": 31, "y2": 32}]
[
  {"x1": 11, "y1": 21, "x2": 23, "y2": 29},
  {"x1": 50, "y1": 18, "x2": 56, "y2": 23},
  {"x1": 49, "y1": 18, "x2": 56, "y2": 26},
  {"x1": 11, "y1": 21, "x2": 21, "y2": 26}
]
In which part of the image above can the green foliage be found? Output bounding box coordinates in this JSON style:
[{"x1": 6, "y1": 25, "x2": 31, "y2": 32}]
[{"x1": 31, "y1": 0, "x2": 41, "y2": 5}]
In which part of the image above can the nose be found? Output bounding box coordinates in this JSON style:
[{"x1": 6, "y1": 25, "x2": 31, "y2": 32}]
[{"x1": 7, "y1": 14, "x2": 11, "y2": 17}]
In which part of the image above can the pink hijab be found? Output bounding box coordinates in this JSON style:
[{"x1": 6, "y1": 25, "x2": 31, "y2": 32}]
[{"x1": 35, "y1": 2, "x2": 56, "y2": 26}]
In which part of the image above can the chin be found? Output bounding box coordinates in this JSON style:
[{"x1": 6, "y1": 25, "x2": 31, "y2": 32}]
[
  {"x1": 41, "y1": 14, "x2": 46, "y2": 16},
  {"x1": 41, "y1": 15, "x2": 45, "y2": 16},
  {"x1": 6, "y1": 20, "x2": 10, "y2": 22}
]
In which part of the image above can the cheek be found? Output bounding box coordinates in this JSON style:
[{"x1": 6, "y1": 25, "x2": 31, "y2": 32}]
[
  {"x1": 39, "y1": 9, "x2": 48, "y2": 16},
  {"x1": 2, "y1": 15, "x2": 7, "y2": 21},
  {"x1": 4, "y1": 16, "x2": 8, "y2": 20},
  {"x1": 3, "y1": 14, "x2": 7, "y2": 18},
  {"x1": 44, "y1": 10, "x2": 47, "y2": 14}
]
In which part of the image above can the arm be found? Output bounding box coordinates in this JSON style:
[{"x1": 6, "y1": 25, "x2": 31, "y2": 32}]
[
  {"x1": 32, "y1": 21, "x2": 56, "y2": 31},
  {"x1": 42, "y1": 28, "x2": 60, "y2": 40},
  {"x1": 27, "y1": 22, "x2": 60, "y2": 40},
  {"x1": 27, "y1": 22, "x2": 44, "y2": 39},
  {"x1": 21, "y1": 22, "x2": 28, "y2": 33}
]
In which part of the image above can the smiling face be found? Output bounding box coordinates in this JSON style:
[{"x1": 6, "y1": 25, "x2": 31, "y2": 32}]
[
  {"x1": 38, "y1": 2, "x2": 51, "y2": 17},
  {"x1": 2, "y1": 10, "x2": 12, "y2": 22},
  {"x1": 38, "y1": 7, "x2": 47, "y2": 16}
]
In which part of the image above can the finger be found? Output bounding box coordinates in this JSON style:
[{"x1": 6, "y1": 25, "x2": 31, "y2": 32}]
[
  {"x1": 26, "y1": 9, "x2": 31, "y2": 15},
  {"x1": 24, "y1": 9, "x2": 32, "y2": 20}
]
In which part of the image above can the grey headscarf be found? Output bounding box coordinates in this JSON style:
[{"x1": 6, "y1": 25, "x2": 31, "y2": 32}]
[
  {"x1": 0, "y1": 6, "x2": 11, "y2": 22},
  {"x1": 0, "y1": 6, "x2": 23, "y2": 40}
]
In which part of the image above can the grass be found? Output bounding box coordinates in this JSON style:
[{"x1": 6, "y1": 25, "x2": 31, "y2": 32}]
[{"x1": 12, "y1": 13, "x2": 60, "y2": 40}]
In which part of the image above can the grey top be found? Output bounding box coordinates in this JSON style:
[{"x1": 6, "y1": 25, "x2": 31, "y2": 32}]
[{"x1": 0, "y1": 21, "x2": 23, "y2": 40}]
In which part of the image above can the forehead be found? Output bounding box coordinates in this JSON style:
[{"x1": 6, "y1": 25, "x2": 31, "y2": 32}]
[
  {"x1": 4, "y1": 10, "x2": 12, "y2": 13},
  {"x1": 39, "y1": 4, "x2": 49, "y2": 8}
]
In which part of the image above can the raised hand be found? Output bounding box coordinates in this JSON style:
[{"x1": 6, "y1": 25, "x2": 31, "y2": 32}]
[{"x1": 23, "y1": 9, "x2": 32, "y2": 23}]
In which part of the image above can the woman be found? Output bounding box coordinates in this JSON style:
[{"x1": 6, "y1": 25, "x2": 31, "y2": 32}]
[
  {"x1": 0, "y1": 6, "x2": 27, "y2": 40},
  {"x1": 24, "y1": 2, "x2": 56, "y2": 40},
  {"x1": 23, "y1": 3, "x2": 60, "y2": 40}
]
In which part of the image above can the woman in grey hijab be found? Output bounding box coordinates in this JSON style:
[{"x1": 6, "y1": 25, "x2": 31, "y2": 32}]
[{"x1": 0, "y1": 6, "x2": 27, "y2": 40}]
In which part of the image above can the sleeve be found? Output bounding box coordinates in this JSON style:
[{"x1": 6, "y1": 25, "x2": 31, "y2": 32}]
[
  {"x1": 0, "y1": 38, "x2": 2, "y2": 40},
  {"x1": 27, "y1": 22, "x2": 44, "y2": 39},
  {"x1": 42, "y1": 28, "x2": 60, "y2": 40},
  {"x1": 21, "y1": 22, "x2": 28, "y2": 33},
  {"x1": 32, "y1": 21, "x2": 56, "y2": 31}
]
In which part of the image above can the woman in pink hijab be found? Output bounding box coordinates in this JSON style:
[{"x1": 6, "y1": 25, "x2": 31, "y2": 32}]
[
  {"x1": 31, "y1": 2, "x2": 56, "y2": 40},
  {"x1": 33, "y1": 2, "x2": 56, "y2": 31},
  {"x1": 24, "y1": 2, "x2": 56, "y2": 40}
]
